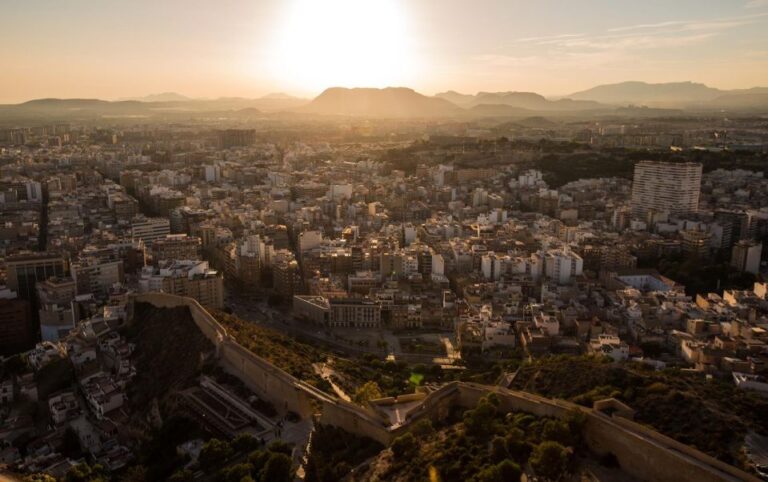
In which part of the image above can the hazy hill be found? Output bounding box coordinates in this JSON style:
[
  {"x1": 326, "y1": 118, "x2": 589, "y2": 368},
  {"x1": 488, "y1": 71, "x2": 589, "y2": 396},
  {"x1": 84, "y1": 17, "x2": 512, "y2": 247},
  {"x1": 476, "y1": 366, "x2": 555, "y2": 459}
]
[
  {"x1": 569, "y1": 81, "x2": 768, "y2": 110},
  {"x1": 301, "y1": 87, "x2": 461, "y2": 117},
  {"x1": 706, "y1": 92, "x2": 768, "y2": 110},
  {"x1": 569, "y1": 81, "x2": 736, "y2": 106},
  {"x1": 466, "y1": 103, "x2": 532, "y2": 117},
  {"x1": 0, "y1": 96, "x2": 304, "y2": 120},
  {"x1": 434, "y1": 90, "x2": 476, "y2": 107},
  {"x1": 260, "y1": 92, "x2": 300, "y2": 100},
  {"x1": 120, "y1": 92, "x2": 191, "y2": 102},
  {"x1": 436, "y1": 90, "x2": 606, "y2": 111}
]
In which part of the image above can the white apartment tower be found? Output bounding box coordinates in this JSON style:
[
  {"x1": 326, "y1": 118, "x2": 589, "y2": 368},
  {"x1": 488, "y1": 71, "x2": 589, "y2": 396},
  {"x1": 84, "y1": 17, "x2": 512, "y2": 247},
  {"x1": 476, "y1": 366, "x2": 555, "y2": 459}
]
[{"x1": 630, "y1": 161, "x2": 702, "y2": 219}]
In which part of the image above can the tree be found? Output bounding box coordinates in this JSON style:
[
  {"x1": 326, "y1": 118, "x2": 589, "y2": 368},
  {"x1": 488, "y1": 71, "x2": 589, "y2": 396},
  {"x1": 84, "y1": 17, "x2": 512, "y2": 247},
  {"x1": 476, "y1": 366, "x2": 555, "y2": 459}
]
[
  {"x1": 504, "y1": 428, "x2": 531, "y2": 463},
  {"x1": 390, "y1": 432, "x2": 418, "y2": 458},
  {"x1": 541, "y1": 420, "x2": 572, "y2": 446},
  {"x1": 490, "y1": 436, "x2": 509, "y2": 463},
  {"x1": 463, "y1": 395, "x2": 498, "y2": 436},
  {"x1": 473, "y1": 460, "x2": 522, "y2": 482},
  {"x1": 24, "y1": 475, "x2": 57, "y2": 482},
  {"x1": 530, "y1": 441, "x2": 569, "y2": 481},
  {"x1": 168, "y1": 469, "x2": 193, "y2": 481},
  {"x1": 411, "y1": 419, "x2": 435, "y2": 439},
  {"x1": 496, "y1": 460, "x2": 522, "y2": 481},
  {"x1": 198, "y1": 438, "x2": 234, "y2": 472},
  {"x1": 352, "y1": 381, "x2": 383, "y2": 405},
  {"x1": 260, "y1": 453, "x2": 293, "y2": 482},
  {"x1": 266, "y1": 440, "x2": 293, "y2": 456},
  {"x1": 219, "y1": 463, "x2": 253, "y2": 482},
  {"x1": 248, "y1": 450, "x2": 270, "y2": 475},
  {"x1": 233, "y1": 433, "x2": 261, "y2": 453},
  {"x1": 64, "y1": 463, "x2": 106, "y2": 482}
]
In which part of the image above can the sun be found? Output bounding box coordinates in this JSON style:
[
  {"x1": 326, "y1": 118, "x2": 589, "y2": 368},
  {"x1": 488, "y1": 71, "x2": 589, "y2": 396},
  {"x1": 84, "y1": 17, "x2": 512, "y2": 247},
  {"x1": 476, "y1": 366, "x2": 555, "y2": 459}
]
[{"x1": 267, "y1": 0, "x2": 419, "y2": 94}]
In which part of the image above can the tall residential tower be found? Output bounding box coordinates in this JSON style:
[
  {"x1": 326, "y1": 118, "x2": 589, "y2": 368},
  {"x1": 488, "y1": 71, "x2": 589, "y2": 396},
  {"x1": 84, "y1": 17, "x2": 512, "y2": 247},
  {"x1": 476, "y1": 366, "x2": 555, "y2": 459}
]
[{"x1": 630, "y1": 161, "x2": 702, "y2": 220}]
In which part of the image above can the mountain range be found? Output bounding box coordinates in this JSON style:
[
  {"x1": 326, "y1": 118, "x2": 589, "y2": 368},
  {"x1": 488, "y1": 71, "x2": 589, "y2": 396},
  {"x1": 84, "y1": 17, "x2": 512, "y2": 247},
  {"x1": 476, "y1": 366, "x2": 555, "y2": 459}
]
[
  {"x1": 300, "y1": 87, "x2": 460, "y2": 117},
  {"x1": 1, "y1": 81, "x2": 767, "y2": 121},
  {"x1": 435, "y1": 91, "x2": 604, "y2": 112},
  {"x1": 568, "y1": 81, "x2": 768, "y2": 108}
]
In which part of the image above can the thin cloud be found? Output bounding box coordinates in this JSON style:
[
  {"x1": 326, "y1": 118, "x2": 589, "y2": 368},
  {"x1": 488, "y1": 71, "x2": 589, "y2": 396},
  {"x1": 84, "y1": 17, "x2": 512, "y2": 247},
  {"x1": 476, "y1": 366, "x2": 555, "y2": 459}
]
[
  {"x1": 517, "y1": 33, "x2": 583, "y2": 43},
  {"x1": 606, "y1": 13, "x2": 767, "y2": 34},
  {"x1": 514, "y1": 13, "x2": 766, "y2": 52},
  {"x1": 608, "y1": 20, "x2": 688, "y2": 32},
  {"x1": 745, "y1": 0, "x2": 768, "y2": 8}
]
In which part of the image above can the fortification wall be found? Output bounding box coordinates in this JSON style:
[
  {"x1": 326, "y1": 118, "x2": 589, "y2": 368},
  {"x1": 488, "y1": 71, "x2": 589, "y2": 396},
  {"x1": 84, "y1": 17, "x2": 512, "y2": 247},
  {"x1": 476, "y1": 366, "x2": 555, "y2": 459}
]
[
  {"x1": 319, "y1": 400, "x2": 393, "y2": 446},
  {"x1": 131, "y1": 294, "x2": 759, "y2": 482},
  {"x1": 131, "y1": 293, "x2": 313, "y2": 417},
  {"x1": 219, "y1": 341, "x2": 315, "y2": 417},
  {"x1": 586, "y1": 414, "x2": 755, "y2": 482}
]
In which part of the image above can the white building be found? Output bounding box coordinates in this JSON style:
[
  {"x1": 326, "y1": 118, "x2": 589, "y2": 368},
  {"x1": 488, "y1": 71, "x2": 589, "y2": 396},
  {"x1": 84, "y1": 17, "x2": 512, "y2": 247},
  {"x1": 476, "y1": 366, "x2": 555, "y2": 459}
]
[
  {"x1": 589, "y1": 334, "x2": 629, "y2": 361},
  {"x1": 131, "y1": 217, "x2": 171, "y2": 246},
  {"x1": 630, "y1": 161, "x2": 702, "y2": 220},
  {"x1": 544, "y1": 249, "x2": 583, "y2": 284}
]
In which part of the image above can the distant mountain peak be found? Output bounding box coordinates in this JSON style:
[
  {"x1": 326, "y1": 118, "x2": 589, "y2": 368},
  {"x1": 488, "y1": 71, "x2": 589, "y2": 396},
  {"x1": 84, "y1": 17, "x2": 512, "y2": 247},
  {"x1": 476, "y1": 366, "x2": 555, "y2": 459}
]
[
  {"x1": 302, "y1": 86, "x2": 459, "y2": 118},
  {"x1": 568, "y1": 81, "x2": 723, "y2": 106},
  {"x1": 260, "y1": 92, "x2": 299, "y2": 100},
  {"x1": 119, "y1": 92, "x2": 190, "y2": 102}
]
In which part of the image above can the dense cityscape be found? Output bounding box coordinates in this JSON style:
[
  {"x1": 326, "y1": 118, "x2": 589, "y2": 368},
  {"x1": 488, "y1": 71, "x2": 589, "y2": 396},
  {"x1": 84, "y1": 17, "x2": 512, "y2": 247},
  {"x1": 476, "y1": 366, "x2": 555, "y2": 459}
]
[
  {"x1": 0, "y1": 106, "x2": 766, "y2": 481},
  {"x1": 2, "y1": 1, "x2": 768, "y2": 481}
]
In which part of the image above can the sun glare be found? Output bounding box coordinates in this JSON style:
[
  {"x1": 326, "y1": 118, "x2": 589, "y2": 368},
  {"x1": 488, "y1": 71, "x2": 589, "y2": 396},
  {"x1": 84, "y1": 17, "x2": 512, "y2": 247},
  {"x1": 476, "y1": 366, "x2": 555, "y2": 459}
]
[{"x1": 267, "y1": 0, "x2": 419, "y2": 94}]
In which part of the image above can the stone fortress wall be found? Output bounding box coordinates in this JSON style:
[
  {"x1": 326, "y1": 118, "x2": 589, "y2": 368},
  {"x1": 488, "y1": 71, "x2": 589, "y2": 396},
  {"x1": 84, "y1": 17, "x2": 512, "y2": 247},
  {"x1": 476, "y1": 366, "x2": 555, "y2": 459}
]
[{"x1": 130, "y1": 293, "x2": 759, "y2": 482}]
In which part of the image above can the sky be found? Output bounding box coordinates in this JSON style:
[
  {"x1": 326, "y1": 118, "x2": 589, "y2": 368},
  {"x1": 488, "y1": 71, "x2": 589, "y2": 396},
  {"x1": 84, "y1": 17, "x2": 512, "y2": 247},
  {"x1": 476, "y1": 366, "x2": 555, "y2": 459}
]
[{"x1": 1, "y1": 0, "x2": 768, "y2": 102}]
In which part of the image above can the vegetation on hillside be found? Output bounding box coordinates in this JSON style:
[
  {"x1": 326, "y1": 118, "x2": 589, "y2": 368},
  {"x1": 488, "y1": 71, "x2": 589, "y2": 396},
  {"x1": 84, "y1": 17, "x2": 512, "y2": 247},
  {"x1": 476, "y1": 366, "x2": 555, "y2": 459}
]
[
  {"x1": 355, "y1": 394, "x2": 589, "y2": 482},
  {"x1": 212, "y1": 310, "x2": 327, "y2": 386},
  {"x1": 538, "y1": 148, "x2": 767, "y2": 187},
  {"x1": 185, "y1": 436, "x2": 292, "y2": 481},
  {"x1": 650, "y1": 253, "x2": 758, "y2": 296},
  {"x1": 511, "y1": 355, "x2": 768, "y2": 466},
  {"x1": 304, "y1": 425, "x2": 384, "y2": 482}
]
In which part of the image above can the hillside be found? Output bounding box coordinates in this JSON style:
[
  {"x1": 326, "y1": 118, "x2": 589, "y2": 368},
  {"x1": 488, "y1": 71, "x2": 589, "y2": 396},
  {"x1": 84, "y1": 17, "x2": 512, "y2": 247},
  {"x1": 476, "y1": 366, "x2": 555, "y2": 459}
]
[
  {"x1": 510, "y1": 356, "x2": 768, "y2": 467},
  {"x1": 569, "y1": 81, "x2": 723, "y2": 105},
  {"x1": 466, "y1": 103, "x2": 532, "y2": 117},
  {"x1": 0, "y1": 96, "x2": 305, "y2": 121},
  {"x1": 212, "y1": 310, "x2": 327, "y2": 385},
  {"x1": 568, "y1": 81, "x2": 768, "y2": 109},
  {"x1": 351, "y1": 394, "x2": 628, "y2": 482},
  {"x1": 300, "y1": 87, "x2": 461, "y2": 118},
  {"x1": 123, "y1": 302, "x2": 214, "y2": 409},
  {"x1": 119, "y1": 92, "x2": 191, "y2": 102},
  {"x1": 436, "y1": 91, "x2": 606, "y2": 112}
]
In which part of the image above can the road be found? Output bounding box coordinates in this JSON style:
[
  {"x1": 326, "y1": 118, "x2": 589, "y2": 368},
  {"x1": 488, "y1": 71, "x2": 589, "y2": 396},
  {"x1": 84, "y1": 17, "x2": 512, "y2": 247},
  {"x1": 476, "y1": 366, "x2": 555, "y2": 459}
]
[{"x1": 224, "y1": 291, "x2": 456, "y2": 365}]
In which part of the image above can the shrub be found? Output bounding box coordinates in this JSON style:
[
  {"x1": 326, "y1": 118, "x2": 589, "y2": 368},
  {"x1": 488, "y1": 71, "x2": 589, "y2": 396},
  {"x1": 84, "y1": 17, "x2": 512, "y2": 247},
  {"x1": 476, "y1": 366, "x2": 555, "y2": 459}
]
[
  {"x1": 260, "y1": 453, "x2": 293, "y2": 482},
  {"x1": 218, "y1": 463, "x2": 253, "y2": 482},
  {"x1": 530, "y1": 441, "x2": 569, "y2": 481},
  {"x1": 391, "y1": 432, "x2": 418, "y2": 457},
  {"x1": 411, "y1": 419, "x2": 435, "y2": 439},
  {"x1": 198, "y1": 438, "x2": 234, "y2": 472},
  {"x1": 352, "y1": 381, "x2": 383, "y2": 405},
  {"x1": 233, "y1": 433, "x2": 261, "y2": 453}
]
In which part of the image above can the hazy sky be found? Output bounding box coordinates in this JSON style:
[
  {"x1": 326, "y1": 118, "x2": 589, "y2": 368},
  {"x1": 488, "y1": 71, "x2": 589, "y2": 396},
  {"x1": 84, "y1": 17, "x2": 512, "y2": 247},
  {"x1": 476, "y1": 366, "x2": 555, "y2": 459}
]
[{"x1": 2, "y1": 0, "x2": 768, "y2": 102}]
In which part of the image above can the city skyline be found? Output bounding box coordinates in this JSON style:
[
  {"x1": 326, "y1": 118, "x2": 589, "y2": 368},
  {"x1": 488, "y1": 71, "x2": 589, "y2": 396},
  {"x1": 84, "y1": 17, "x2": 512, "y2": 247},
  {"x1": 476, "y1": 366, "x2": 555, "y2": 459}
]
[
  {"x1": 2, "y1": 0, "x2": 768, "y2": 103},
  {"x1": 2, "y1": 2, "x2": 768, "y2": 481}
]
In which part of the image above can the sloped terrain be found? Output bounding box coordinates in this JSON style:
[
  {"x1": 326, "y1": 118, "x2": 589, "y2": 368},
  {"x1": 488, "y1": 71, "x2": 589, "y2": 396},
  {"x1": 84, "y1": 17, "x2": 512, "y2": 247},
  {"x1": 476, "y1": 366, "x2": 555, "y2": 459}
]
[
  {"x1": 123, "y1": 302, "x2": 214, "y2": 409},
  {"x1": 511, "y1": 356, "x2": 768, "y2": 466}
]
